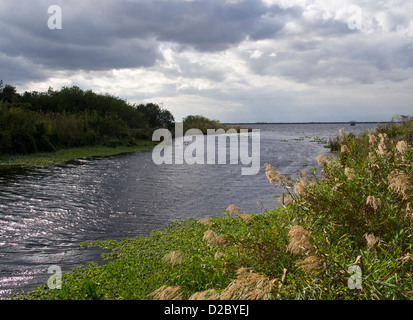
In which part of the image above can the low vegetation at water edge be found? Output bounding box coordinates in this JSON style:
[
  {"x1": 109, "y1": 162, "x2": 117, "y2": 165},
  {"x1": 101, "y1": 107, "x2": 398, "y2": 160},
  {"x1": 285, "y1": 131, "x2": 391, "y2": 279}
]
[
  {"x1": 14, "y1": 118, "x2": 413, "y2": 300},
  {"x1": 0, "y1": 143, "x2": 156, "y2": 168}
]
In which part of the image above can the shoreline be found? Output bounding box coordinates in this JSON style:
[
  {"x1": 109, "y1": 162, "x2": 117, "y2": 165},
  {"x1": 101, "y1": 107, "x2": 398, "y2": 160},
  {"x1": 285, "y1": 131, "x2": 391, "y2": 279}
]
[{"x1": 0, "y1": 141, "x2": 157, "y2": 169}]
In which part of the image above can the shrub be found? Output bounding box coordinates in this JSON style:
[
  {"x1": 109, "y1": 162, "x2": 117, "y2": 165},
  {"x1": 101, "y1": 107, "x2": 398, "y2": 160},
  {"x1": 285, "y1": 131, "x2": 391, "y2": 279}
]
[
  {"x1": 265, "y1": 118, "x2": 413, "y2": 299},
  {"x1": 183, "y1": 115, "x2": 223, "y2": 134}
]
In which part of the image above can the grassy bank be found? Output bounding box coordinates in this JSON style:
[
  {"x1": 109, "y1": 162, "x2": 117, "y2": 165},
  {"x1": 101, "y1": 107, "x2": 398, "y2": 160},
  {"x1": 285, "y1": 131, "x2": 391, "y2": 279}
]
[
  {"x1": 0, "y1": 141, "x2": 156, "y2": 169},
  {"x1": 14, "y1": 119, "x2": 413, "y2": 300}
]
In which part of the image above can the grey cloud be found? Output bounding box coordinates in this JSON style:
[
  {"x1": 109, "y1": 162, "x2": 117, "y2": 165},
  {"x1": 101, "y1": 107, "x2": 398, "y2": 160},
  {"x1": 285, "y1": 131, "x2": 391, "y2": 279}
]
[
  {"x1": 243, "y1": 26, "x2": 413, "y2": 85},
  {"x1": 0, "y1": 0, "x2": 299, "y2": 72},
  {"x1": 0, "y1": 54, "x2": 48, "y2": 86}
]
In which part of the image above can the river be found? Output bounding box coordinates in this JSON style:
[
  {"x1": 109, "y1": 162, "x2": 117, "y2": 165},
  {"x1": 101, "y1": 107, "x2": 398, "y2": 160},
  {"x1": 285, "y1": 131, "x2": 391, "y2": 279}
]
[{"x1": 0, "y1": 122, "x2": 378, "y2": 299}]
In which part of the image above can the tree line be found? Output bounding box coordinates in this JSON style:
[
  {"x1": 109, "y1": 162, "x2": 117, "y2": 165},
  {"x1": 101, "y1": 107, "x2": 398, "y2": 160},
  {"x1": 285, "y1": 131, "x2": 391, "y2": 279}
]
[{"x1": 0, "y1": 81, "x2": 174, "y2": 154}]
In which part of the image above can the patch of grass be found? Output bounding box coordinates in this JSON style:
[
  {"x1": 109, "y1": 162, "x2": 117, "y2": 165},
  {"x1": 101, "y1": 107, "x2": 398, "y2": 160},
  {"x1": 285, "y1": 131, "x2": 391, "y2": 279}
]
[{"x1": 0, "y1": 141, "x2": 156, "y2": 169}]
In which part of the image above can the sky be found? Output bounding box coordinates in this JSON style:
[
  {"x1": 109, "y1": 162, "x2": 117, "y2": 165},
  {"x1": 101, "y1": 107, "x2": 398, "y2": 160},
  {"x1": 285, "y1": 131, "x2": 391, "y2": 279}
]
[{"x1": 1, "y1": 0, "x2": 413, "y2": 123}]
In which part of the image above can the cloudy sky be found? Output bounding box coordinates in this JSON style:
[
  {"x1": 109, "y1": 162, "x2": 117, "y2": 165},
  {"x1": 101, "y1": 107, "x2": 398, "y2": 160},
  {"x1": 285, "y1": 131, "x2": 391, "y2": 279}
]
[{"x1": 1, "y1": 0, "x2": 413, "y2": 122}]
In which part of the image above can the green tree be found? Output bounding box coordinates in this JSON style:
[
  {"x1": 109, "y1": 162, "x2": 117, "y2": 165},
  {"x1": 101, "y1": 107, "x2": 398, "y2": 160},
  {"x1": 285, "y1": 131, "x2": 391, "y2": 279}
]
[
  {"x1": 183, "y1": 115, "x2": 222, "y2": 133},
  {"x1": 0, "y1": 84, "x2": 19, "y2": 103},
  {"x1": 136, "y1": 103, "x2": 175, "y2": 129}
]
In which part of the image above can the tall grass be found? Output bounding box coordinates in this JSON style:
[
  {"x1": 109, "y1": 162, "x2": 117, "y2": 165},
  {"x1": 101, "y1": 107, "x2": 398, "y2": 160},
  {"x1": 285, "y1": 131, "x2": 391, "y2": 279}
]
[
  {"x1": 15, "y1": 119, "x2": 413, "y2": 300},
  {"x1": 274, "y1": 118, "x2": 413, "y2": 299}
]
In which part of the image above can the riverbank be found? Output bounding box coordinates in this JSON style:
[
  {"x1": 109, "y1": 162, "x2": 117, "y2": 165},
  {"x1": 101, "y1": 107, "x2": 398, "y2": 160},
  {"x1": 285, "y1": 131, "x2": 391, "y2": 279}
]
[
  {"x1": 14, "y1": 119, "x2": 413, "y2": 300},
  {"x1": 0, "y1": 141, "x2": 157, "y2": 169}
]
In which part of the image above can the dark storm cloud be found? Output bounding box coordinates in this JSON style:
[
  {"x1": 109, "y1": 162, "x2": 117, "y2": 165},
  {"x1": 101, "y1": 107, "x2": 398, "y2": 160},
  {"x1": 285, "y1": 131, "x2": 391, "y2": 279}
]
[
  {"x1": 0, "y1": 0, "x2": 299, "y2": 75},
  {"x1": 110, "y1": 0, "x2": 300, "y2": 50}
]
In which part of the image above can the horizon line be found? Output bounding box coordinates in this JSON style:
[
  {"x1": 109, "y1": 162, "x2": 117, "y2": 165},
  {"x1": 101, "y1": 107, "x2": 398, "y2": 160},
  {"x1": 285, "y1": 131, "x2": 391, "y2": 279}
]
[{"x1": 224, "y1": 121, "x2": 388, "y2": 125}]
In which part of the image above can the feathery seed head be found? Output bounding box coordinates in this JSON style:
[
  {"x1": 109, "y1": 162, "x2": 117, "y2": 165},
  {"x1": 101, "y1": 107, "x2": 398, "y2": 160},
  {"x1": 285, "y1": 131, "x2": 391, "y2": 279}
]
[
  {"x1": 148, "y1": 286, "x2": 182, "y2": 300},
  {"x1": 287, "y1": 225, "x2": 312, "y2": 255},
  {"x1": 388, "y1": 170, "x2": 411, "y2": 200},
  {"x1": 364, "y1": 233, "x2": 381, "y2": 250},
  {"x1": 296, "y1": 256, "x2": 323, "y2": 274},
  {"x1": 396, "y1": 140, "x2": 408, "y2": 154},
  {"x1": 316, "y1": 154, "x2": 328, "y2": 166},
  {"x1": 226, "y1": 204, "x2": 241, "y2": 215},
  {"x1": 162, "y1": 250, "x2": 184, "y2": 266},
  {"x1": 345, "y1": 167, "x2": 356, "y2": 180},
  {"x1": 203, "y1": 230, "x2": 226, "y2": 247},
  {"x1": 366, "y1": 196, "x2": 381, "y2": 211},
  {"x1": 264, "y1": 163, "x2": 285, "y2": 186}
]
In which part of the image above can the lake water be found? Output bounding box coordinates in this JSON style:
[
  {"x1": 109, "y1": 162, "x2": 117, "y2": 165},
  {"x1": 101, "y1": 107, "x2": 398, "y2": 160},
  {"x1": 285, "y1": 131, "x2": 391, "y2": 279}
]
[{"x1": 0, "y1": 123, "x2": 378, "y2": 299}]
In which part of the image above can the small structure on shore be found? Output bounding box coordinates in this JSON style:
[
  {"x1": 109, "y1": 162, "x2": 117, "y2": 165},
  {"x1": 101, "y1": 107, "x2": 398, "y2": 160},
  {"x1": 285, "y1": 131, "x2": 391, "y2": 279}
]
[{"x1": 350, "y1": 121, "x2": 356, "y2": 126}]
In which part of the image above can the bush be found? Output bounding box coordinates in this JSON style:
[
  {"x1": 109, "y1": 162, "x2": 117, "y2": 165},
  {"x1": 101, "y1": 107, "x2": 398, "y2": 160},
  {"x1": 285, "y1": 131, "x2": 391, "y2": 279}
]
[
  {"x1": 11, "y1": 131, "x2": 37, "y2": 154},
  {"x1": 264, "y1": 119, "x2": 413, "y2": 299},
  {"x1": 183, "y1": 115, "x2": 223, "y2": 134},
  {"x1": 0, "y1": 82, "x2": 170, "y2": 156}
]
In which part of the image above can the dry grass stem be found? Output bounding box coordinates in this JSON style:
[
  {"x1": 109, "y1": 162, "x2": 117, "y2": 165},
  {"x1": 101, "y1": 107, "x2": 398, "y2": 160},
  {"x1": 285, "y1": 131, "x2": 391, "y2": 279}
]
[
  {"x1": 203, "y1": 230, "x2": 227, "y2": 247},
  {"x1": 239, "y1": 213, "x2": 254, "y2": 223},
  {"x1": 287, "y1": 225, "x2": 312, "y2": 255},
  {"x1": 364, "y1": 233, "x2": 382, "y2": 250},
  {"x1": 294, "y1": 177, "x2": 309, "y2": 196},
  {"x1": 219, "y1": 268, "x2": 275, "y2": 300},
  {"x1": 264, "y1": 163, "x2": 285, "y2": 186},
  {"x1": 377, "y1": 133, "x2": 388, "y2": 156},
  {"x1": 345, "y1": 167, "x2": 356, "y2": 180},
  {"x1": 162, "y1": 250, "x2": 184, "y2": 266},
  {"x1": 226, "y1": 204, "x2": 241, "y2": 215},
  {"x1": 191, "y1": 268, "x2": 276, "y2": 300},
  {"x1": 316, "y1": 154, "x2": 328, "y2": 166},
  {"x1": 366, "y1": 196, "x2": 381, "y2": 211},
  {"x1": 388, "y1": 170, "x2": 411, "y2": 200},
  {"x1": 369, "y1": 133, "x2": 378, "y2": 146},
  {"x1": 189, "y1": 289, "x2": 220, "y2": 300},
  {"x1": 396, "y1": 140, "x2": 408, "y2": 154},
  {"x1": 148, "y1": 286, "x2": 182, "y2": 300},
  {"x1": 296, "y1": 256, "x2": 324, "y2": 274}
]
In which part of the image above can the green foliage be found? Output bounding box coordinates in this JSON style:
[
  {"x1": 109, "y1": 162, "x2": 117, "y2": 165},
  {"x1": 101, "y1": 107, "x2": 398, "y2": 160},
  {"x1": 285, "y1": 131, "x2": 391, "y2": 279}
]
[
  {"x1": 136, "y1": 103, "x2": 175, "y2": 130},
  {"x1": 182, "y1": 115, "x2": 251, "y2": 134},
  {"x1": 271, "y1": 118, "x2": 413, "y2": 299},
  {"x1": 0, "y1": 144, "x2": 156, "y2": 168},
  {"x1": 182, "y1": 115, "x2": 223, "y2": 134},
  {"x1": 0, "y1": 81, "x2": 175, "y2": 156}
]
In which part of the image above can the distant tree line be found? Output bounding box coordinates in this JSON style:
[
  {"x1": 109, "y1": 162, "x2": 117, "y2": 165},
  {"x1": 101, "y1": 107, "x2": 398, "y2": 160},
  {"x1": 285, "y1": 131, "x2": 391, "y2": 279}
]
[
  {"x1": 182, "y1": 114, "x2": 251, "y2": 135},
  {"x1": 0, "y1": 81, "x2": 174, "y2": 154},
  {"x1": 182, "y1": 115, "x2": 223, "y2": 134}
]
